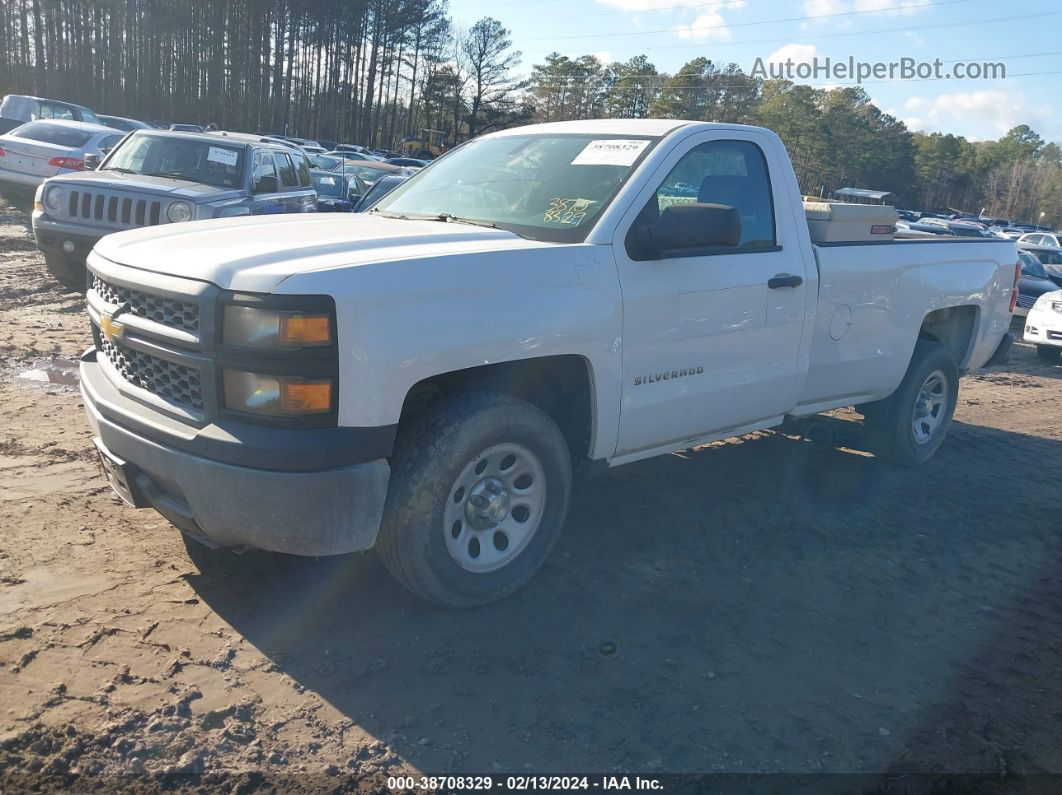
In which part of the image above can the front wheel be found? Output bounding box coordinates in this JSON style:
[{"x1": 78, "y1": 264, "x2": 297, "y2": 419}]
[
  {"x1": 1036, "y1": 345, "x2": 1061, "y2": 363},
  {"x1": 376, "y1": 390, "x2": 573, "y2": 607},
  {"x1": 865, "y1": 340, "x2": 959, "y2": 466}
]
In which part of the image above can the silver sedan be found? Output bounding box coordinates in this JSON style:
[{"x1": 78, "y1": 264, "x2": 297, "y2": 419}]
[{"x1": 0, "y1": 120, "x2": 124, "y2": 189}]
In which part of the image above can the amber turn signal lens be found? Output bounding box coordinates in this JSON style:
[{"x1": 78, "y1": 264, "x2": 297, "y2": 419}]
[
  {"x1": 222, "y1": 369, "x2": 334, "y2": 416},
  {"x1": 279, "y1": 314, "x2": 331, "y2": 346},
  {"x1": 280, "y1": 380, "x2": 333, "y2": 413}
]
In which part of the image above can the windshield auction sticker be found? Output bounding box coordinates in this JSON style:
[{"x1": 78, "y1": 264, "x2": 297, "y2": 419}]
[
  {"x1": 207, "y1": 146, "x2": 239, "y2": 167},
  {"x1": 571, "y1": 139, "x2": 650, "y2": 167}
]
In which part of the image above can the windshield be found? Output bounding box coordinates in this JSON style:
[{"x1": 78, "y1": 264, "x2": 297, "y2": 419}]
[
  {"x1": 374, "y1": 133, "x2": 658, "y2": 242},
  {"x1": 80, "y1": 108, "x2": 101, "y2": 125},
  {"x1": 10, "y1": 121, "x2": 94, "y2": 148},
  {"x1": 311, "y1": 172, "x2": 345, "y2": 198},
  {"x1": 311, "y1": 154, "x2": 341, "y2": 170},
  {"x1": 103, "y1": 133, "x2": 244, "y2": 188}
]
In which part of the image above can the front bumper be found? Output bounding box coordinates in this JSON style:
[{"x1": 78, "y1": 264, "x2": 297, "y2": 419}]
[
  {"x1": 1024, "y1": 306, "x2": 1062, "y2": 348},
  {"x1": 81, "y1": 349, "x2": 391, "y2": 556},
  {"x1": 33, "y1": 213, "x2": 105, "y2": 260}
]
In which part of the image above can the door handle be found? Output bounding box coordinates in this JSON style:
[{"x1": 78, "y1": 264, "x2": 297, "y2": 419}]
[{"x1": 768, "y1": 273, "x2": 803, "y2": 289}]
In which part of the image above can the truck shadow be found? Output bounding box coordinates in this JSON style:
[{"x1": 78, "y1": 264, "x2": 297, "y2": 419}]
[{"x1": 183, "y1": 418, "x2": 1062, "y2": 776}]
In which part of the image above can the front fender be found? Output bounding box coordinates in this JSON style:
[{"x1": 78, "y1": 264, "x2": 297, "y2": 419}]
[{"x1": 276, "y1": 245, "x2": 624, "y2": 460}]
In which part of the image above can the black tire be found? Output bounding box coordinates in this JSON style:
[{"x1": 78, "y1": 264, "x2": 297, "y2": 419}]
[
  {"x1": 865, "y1": 340, "x2": 959, "y2": 466},
  {"x1": 44, "y1": 253, "x2": 87, "y2": 293},
  {"x1": 1036, "y1": 345, "x2": 1061, "y2": 363},
  {"x1": 376, "y1": 389, "x2": 573, "y2": 608}
]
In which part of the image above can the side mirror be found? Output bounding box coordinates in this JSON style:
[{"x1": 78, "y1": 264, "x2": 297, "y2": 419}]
[
  {"x1": 84, "y1": 153, "x2": 101, "y2": 170},
  {"x1": 629, "y1": 203, "x2": 742, "y2": 260}
]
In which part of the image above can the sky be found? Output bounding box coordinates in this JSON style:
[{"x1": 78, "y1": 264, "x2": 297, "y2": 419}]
[{"x1": 446, "y1": 0, "x2": 1062, "y2": 142}]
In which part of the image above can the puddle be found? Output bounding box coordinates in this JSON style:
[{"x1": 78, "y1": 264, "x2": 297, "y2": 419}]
[{"x1": 17, "y1": 358, "x2": 79, "y2": 387}]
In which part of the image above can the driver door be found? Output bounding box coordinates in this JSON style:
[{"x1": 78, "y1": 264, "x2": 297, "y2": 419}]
[{"x1": 613, "y1": 131, "x2": 811, "y2": 456}]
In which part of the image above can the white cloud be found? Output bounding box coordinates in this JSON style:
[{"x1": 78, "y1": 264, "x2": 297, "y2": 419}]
[
  {"x1": 766, "y1": 43, "x2": 820, "y2": 64},
  {"x1": 593, "y1": 0, "x2": 745, "y2": 41},
  {"x1": 676, "y1": 7, "x2": 732, "y2": 40},
  {"x1": 904, "y1": 96, "x2": 929, "y2": 112},
  {"x1": 903, "y1": 90, "x2": 1054, "y2": 136},
  {"x1": 592, "y1": 50, "x2": 614, "y2": 64}
]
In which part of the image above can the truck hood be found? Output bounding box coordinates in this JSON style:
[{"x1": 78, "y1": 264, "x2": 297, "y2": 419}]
[
  {"x1": 92, "y1": 213, "x2": 555, "y2": 291},
  {"x1": 48, "y1": 169, "x2": 241, "y2": 202}
]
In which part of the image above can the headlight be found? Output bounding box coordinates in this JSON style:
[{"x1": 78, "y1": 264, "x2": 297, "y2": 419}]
[
  {"x1": 44, "y1": 185, "x2": 65, "y2": 211},
  {"x1": 222, "y1": 370, "x2": 333, "y2": 416},
  {"x1": 222, "y1": 305, "x2": 333, "y2": 348},
  {"x1": 166, "y1": 201, "x2": 193, "y2": 223}
]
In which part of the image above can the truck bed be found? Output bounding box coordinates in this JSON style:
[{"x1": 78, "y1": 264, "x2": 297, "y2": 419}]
[{"x1": 796, "y1": 237, "x2": 1017, "y2": 414}]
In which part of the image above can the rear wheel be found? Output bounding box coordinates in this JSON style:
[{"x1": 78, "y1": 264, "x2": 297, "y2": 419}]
[
  {"x1": 865, "y1": 340, "x2": 959, "y2": 466},
  {"x1": 1036, "y1": 345, "x2": 1061, "y2": 363},
  {"x1": 44, "y1": 253, "x2": 86, "y2": 293},
  {"x1": 376, "y1": 390, "x2": 573, "y2": 607}
]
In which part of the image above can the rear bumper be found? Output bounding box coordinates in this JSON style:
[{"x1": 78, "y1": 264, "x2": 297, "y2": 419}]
[
  {"x1": 0, "y1": 169, "x2": 47, "y2": 189},
  {"x1": 81, "y1": 349, "x2": 391, "y2": 556}
]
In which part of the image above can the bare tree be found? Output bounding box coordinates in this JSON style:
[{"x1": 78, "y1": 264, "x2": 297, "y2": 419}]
[{"x1": 460, "y1": 17, "x2": 520, "y2": 139}]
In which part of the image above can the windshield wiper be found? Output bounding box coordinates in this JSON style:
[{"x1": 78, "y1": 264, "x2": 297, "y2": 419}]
[
  {"x1": 147, "y1": 172, "x2": 195, "y2": 182},
  {"x1": 434, "y1": 213, "x2": 497, "y2": 229},
  {"x1": 370, "y1": 209, "x2": 410, "y2": 220},
  {"x1": 102, "y1": 167, "x2": 137, "y2": 174}
]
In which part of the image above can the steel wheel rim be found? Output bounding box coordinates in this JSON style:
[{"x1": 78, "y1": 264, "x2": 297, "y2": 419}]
[
  {"x1": 912, "y1": 369, "x2": 948, "y2": 445},
  {"x1": 443, "y1": 442, "x2": 547, "y2": 573}
]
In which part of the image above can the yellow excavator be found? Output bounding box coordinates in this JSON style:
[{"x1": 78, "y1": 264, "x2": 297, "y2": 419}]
[{"x1": 399, "y1": 129, "x2": 447, "y2": 159}]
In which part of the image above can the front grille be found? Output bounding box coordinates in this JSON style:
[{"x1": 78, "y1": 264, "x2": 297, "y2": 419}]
[
  {"x1": 1017, "y1": 294, "x2": 1037, "y2": 308},
  {"x1": 69, "y1": 190, "x2": 162, "y2": 227},
  {"x1": 99, "y1": 336, "x2": 203, "y2": 410},
  {"x1": 92, "y1": 275, "x2": 199, "y2": 334},
  {"x1": 1048, "y1": 331, "x2": 1062, "y2": 341}
]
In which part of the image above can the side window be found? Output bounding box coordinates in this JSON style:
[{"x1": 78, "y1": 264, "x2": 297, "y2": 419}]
[
  {"x1": 647, "y1": 139, "x2": 776, "y2": 252},
  {"x1": 252, "y1": 152, "x2": 279, "y2": 193},
  {"x1": 1027, "y1": 234, "x2": 1044, "y2": 245},
  {"x1": 98, "y1": 134, "x2": 122, "y2": 152},
  {"x1": 295, "y1": 153, "x2": 312, "y2": 187},
  {"x1": 40, "y1": 102, "x2": 75, "y2": 121},
  {"x1": 274, "y1": 153, "x2": 297, "y2": 189}
]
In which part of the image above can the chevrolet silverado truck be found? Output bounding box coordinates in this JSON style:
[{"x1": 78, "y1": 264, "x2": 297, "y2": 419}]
[
  {"x1": 32, "y1": 129, "x2": 317, "y2": 291},
  {"x1": 79, "y1": 119, "x2": 1018, "y2": 607}
]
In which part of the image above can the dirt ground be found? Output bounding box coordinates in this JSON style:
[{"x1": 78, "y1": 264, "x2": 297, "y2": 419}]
[{"x1": 1, "y1": 195, "x2": 1061, "y2": 792}]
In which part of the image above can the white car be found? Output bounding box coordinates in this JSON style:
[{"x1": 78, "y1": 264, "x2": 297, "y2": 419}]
[
  {"x1": 1019, "y1": 232, "x2": 1062, "y2": 248},
  {"x1": 1024, "y1": 289, "x2": 1062, "y2": 363},
  {"x1": 77, "y1": 118, "x2": 1018, "y2": 606},
  {"x1": 0, "y1": 120, "x2": 123, "y2": 189}
]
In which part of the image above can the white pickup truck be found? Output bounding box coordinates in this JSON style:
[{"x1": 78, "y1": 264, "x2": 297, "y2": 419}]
[{"x1": 79, "y1": 119, "x2": 1018, "y2": 606}]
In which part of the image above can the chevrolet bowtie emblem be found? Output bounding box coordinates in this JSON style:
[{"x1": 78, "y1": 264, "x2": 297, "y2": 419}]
[{"x1": 100, "y1": 310, "x2": 125, "y2": 343}]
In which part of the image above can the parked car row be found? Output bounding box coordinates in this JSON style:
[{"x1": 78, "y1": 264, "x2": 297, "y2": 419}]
[
  {"x1": 28, "y1": 125, "x2": 412, "y2": 290},
  {"x1": 893, "y1": 207, "x2": 1060, "y2": 243}
]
